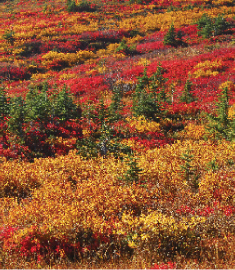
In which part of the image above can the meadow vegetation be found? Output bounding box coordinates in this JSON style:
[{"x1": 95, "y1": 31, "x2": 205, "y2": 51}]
[{"x1": 0, "y1": 0, "x2": 235, "y2": 268}]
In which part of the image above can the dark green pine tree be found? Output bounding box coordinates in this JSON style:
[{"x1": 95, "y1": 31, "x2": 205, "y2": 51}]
[
  {"x1": 149, "y1": 64, "x2": 169, "y2": 103},
  {"x1": 200, "y1": 21, "x2": 213, "y2": 38},
  {"x1": 180, "y1": 79, "x2": 196, "y2": 104},
  {"x1": 54, "y1": 84, "x2": 80, "y2": 122},
  {"x1": 164, "y1": 24, "x2": 177, "y2": 46},
  {"x1": 132, "y1": 68, "x2": 161, "y2": 121},
  {"x1": 97, "y1": 98, "x2": 109, "y2": 131},
  {"x1": 25, "y1": 83, "x2": 51, "y2": 124},
  {"x1": 207, "y1": 87, "x2": 233, "y2": 141},
  {"x1": 116, "y1": 38, "x2": 129, "y2": 54},
  {"x1": 123, "y1": 155, "x2": 143, "y2": 184},
  {"x1": 0, "y1": 88, "x2": 10, "y2": 120},
  {"x1": 8, "y1": 96, "x2": 26, "y2": 141},
  {"x1": 109, "y1": 85, "x2": 124, "y2": 123},
  {"x1": 214, "y1": 14, "x2": 230, "y2": 36},
  {"x1": 197, "y1": 13, "x2": 230, "y2": 38},
  {"x1": 66, "y1": 0, "x2": 77, "y2": 12}
]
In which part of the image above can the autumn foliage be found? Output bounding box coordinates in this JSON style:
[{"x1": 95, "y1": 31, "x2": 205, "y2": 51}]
[{"x1": 0, "y1": 0, "x2": 235, "y2": 268}]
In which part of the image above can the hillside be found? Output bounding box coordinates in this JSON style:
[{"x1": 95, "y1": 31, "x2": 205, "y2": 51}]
[{"x1": 0, "y1": 0, "x2": 235, "y2": 268}]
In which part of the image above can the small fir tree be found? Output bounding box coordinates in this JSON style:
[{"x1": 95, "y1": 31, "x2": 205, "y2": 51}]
[
  {"x1": 214, "y1": 14, "x2": 230, "y2": 36},
  {"x1": 132, "y1": 69, "x2": 161, "y2": 120},
  {"x1": 3, "y1": 30, "x2": 15, "y2": 45},
  {"x1": 180, "y1": 79, "x2": 196, "y2": 104},
  {"x1": 180, "y1": 149, "x2": 199, "y2": 192},
  {"x1": 0, "y1": 88, "x2": 10, "y2": 120},
  {"x1": 207, "y1": 87, "x2": 234, "y2": 141},
  {"x1": 66, "y1": 0, "x2": 77, "y2": 12},
  {"x1": 164, "y1": 24, "x2": 177, "y2": 46},
  {"x1": 116, "y1": 38, "x2": 136, "y2": 55},
  {"x1": 197, "y1": 14, "x2": 230, "y2": 38},
  {"x1": 109, "y1": 85, "x2": 124, "y2": 123},
  {"x1": 8, "y1": 96, "x2": 26, "y2": 141},
  {"x1": 149, "y1": 64, "x2": 169, "y2": 103},
  {"x1": 25, "y1": 83, "x2": 51, "y2": 124},
  {"x1": 123, "y1": 155, "x2": 143, "y2": 184},
  {"x1": 54, "y1": 85, "x2": 80, "y2": 122},
  {"x1": 97, "y1": 98, "x2": 110, "y2": 131}
]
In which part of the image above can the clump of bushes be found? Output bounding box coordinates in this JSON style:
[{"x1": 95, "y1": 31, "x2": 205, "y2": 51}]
[
  {"x1": 197, "y1": 14, "x2": 231, "y2": 38},
  {"x1": 66, "y1": 0, "x2": 96, "y2": 12}
]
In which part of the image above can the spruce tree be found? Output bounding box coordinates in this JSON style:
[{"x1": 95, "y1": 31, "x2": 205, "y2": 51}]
[
  {"x1": 150, "y1": 64, "x2": 169, "y2": 103},
  {"x1": 132, "y1": 68, "x2": 161, "y2": 120},
  {"x1": 25, "y1": 83, "x2": 51, "y2": 123},
  {"x1": 0, "y1": 88, "x2": 10, "y2": 120},
  {"x1": 54, "y1": 85, "x2": 80, "y2": 122},
  {"x1": 66, "y1": 0, "x2": 77, "y2": 12},
  {"x1": 123, "y1": 155, "x2": 143, "y2": 184},
  {"x1": 207, "y1": 87, "x2": 233, "y2": 140},
  {"x1": 197, "y1": 14, "x2": 230, "y2": 38},
  {"x1": 164, "y1": 24, "x2": 177, "y2": 46},
  {"x1": 109, "y1": 85, "x2": 124, "y2": 122},
  {"x1": 8, "y1": 96, "x2": 26, "y2": 141},
  {"x1": 214, "y1": 14, "x2": 230, "y2": 36},
  {"x1": 180, "y1": 79, "x2": 196, "y2": 104}
]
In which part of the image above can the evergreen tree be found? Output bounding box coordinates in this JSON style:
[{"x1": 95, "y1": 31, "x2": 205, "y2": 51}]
[
  {"x1": 54, "y1": 85, "x2": 80, "y2": 122},
  {"x1": 25, "y1": 83, "x2": 51, "y2": 123},
  {"x1": 180, "y1": 79, "x2": 196, "y2": 104},
  {"x1": 66, "y1": 0, "x2": 77, "y2": 12},
  {"x1": 109, "y1": 85, "x2": 124, "y2": 122},
  {"x1": 116, "y1": 38, "x2": 136, "y2": 55},
  {"x1": 207, "y1": 87, "x2": 233, "y2": 140},
  {"x1": 214, "y1": 14, "x2": 230, "y2": 36},
  {"x1": 8, "y1": 96, "x2": 26, "y2": 140},
  {"x1": 150, "y1": 64, "x2": 169, "y2": 103},
  {"x1": 197, "y1": 13, "x2": 213, "y2": 38},
  {"x1": 180, "y1": 149, "x2": 199, "y2": 192},
  {"x1": 0, "y1": 88, "x2": 10, "y2": 120},
  {"x1": 97, "y1": 98, "x2": 110, "y2": 130},
  {"x1": 197, "y1": 14, "x2": 230, "y2": 38},
  {"x1": 164, "y1": 24, "x2": 177, "y2": 46},
  {"x1": 132, "y1": 69, "x2": 161, "y2": 120},
  {"x1": 197, "y1": 13, "x2": 212, "y2": 30},
  {"x1": 3, "y1": 30, "x2": 15, "y2": 45},
  {"x1": 200, "y1": 21, "x2": 213, "y2": 38},
  {"x1": 123, "y1": 155, "x2": 142, "y2": 184}
]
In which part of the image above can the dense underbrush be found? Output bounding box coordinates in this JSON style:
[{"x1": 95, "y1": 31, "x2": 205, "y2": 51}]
[{"x1": 0, "y1": 0, "x2": 235, "y2": 268}]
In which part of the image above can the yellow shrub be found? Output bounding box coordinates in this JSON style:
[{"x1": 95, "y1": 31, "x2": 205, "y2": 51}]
[
  {"x1": 179, "y1": 122, "x2": 206, "y2": 140},
  {"x1": 41, "y1": 50, "x2": 95, "y2": 68},
  {"x1": 135, "y1": 58, "x2": 151, "y2": 67},
  {"x1": 118, "y1": 210, "x2": 206, "y2": 249},
  {"x1": 190, "y1": 60, "x2": 223, "y2": 78},
  {"x1": 59, "y1": 73, "x2": 77, "y2": 80},
  {"x1": 126, "y1": 116, "x2": 161, "y2": 133},
  {"x1": 219, "y1": 81, "x2": 235, "y2": 92}
]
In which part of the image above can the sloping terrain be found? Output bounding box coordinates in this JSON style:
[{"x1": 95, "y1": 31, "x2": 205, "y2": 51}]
[{"x1": 0, "y1": 0, "x2": 235, "y2": 268}]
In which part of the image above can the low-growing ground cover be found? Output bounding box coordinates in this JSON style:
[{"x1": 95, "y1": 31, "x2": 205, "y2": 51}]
[{"x1": 0, "y1": 0, "x2": 235, "y2": 268}]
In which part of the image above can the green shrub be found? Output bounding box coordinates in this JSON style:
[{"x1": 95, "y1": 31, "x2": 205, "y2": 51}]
[
  {"x1": 116, "y1": 38, "x2": 137, "y2": 56},
  {"x1": 66, "y1": 0, "x2": 96, "y2": 12},
  {"x1": 66, "y1": 0, "x2": 77, "y2": 12},
  {"x1": 2, "y1": 30, "x2": 15, "y2": 45}
]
